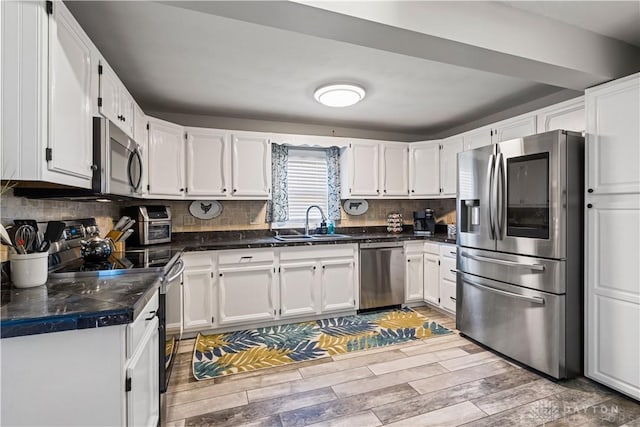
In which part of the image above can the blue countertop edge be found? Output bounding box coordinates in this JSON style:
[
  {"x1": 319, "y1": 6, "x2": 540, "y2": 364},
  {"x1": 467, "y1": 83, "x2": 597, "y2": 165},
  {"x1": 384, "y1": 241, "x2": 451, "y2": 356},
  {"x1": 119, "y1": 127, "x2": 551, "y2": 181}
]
[{"x1": 0, "y1": 308, "x2": 132, "y2": 338}]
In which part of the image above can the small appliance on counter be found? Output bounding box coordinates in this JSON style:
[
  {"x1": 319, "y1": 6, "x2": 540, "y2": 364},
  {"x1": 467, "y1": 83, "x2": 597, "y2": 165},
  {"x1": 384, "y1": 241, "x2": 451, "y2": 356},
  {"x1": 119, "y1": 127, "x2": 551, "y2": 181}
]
[
  {"x1": 413, "y1": 209, "x2": 436, "y2": 236},
  {"x1": 123, "y1": 206, "x2": 172, "y2": 246}
]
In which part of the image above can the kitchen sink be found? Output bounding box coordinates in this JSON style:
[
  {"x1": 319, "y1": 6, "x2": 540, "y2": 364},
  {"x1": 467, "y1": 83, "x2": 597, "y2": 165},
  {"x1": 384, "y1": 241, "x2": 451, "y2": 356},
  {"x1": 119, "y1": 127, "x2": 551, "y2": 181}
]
[
  {"x1": 274, "y1": 235, "x2": 314, "y2": 242},
  {"x1": 274, "y1": 234, "x2": 350, "y2": 242}
]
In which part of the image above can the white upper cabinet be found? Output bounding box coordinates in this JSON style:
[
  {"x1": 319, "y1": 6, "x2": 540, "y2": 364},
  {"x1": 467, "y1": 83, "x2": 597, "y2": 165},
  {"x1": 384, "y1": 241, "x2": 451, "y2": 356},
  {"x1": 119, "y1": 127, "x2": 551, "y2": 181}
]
[
  {"x1": 440, "y1": 137, "x2": 463, "y2": 196},
  {"x1": 463, "y1": 127, "x2": 493, "y2": 151},
  {"x1": 409, "y1": 141, "x2": 440, "y2": 197},
  {"x1": 133, "y1": 103, "x2": 147, "y2": 146},
  {"x1": 536, "y1": 97, "x2": 585, "y2": 133},
  {"x1": 344, "y1": 141, "x2": 380, "y2": 197},
  {"x1": 493, "y1": 115, "x2": 537, "y2": 142},
  {"x1": 147, "y1": 118, "x2": 184, "y2": 197},
  {"x1": 381, "y1": 143, "x2": 409, "y2": 197},
  {"x1": 231, "y1": 133, "x2": 271, "y2": 198},
  {"x1": 586, "y1": 74, "x2": 640, "y2": 195},
  {"x1": 341, "y1": 141, "x2": 409, "y2": 199},
  {"x1": 185, "y1": 128, "x2": 228, "y2": 197},
  {"x1": 48, "y1": 1, "x2": 94, "y2": 183},
  {"x1": 98, "y1": 60, "x2": 135, "y2": 138},
  {"x1": 1, "y1": 1, "x2": 95, "y2": 188}
]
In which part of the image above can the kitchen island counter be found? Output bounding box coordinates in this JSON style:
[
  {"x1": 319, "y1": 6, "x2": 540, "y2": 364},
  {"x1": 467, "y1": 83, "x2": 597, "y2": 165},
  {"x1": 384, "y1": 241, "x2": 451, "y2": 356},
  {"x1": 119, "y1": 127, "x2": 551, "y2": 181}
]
[{"x1": 0, "y1": 271, "x2": 161, "y2": 338}]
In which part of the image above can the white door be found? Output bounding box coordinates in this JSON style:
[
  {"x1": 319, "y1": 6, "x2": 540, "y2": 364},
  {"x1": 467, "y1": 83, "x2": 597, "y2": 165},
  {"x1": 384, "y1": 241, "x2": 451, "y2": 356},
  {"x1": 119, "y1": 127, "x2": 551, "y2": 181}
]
[
  {"x1": 585, "y1": 196, "x2": 640, "y2": 400},
  {"x1": 381, "y1": 144, "x2": 409, "y2": 197},
  {"x1": 586, "y1": 76, "x2": 640, "y2": 195},
  {"x1": 463, "y1": 128, "x2": 492, "y2": 151},
  {"x1": 537, "y1": 98, "x2": 585, "y2": 133},
  {"x1": 494, "y1": 116, "x2": 537, "y2": 142},
  {"x1": 98, "y1": 61, "x2": 120, "y2": 126},
  {"x1": 119, "y1": 88, "x2": 135, "y2": 138},
  {"x1": 350, "y1": 142, "x2": 380, "y2": 197},
  {"x1": 410, "y1": 142, "x2": 440, "y2": 197},
  {"x1": 133, "y1": 103, "x2": 147, "y2": 145},
  {"x1": 148, "y1": 120, "x2": 184, "y2": 197},
  {"x1": 48, "y1": 2, "x2": 93, "y2": 183},
  {"x1": 218, "y1": 265, "x2": 277, "y2": 325},
  {"x1": 404, "y1": 252, "x2": 424, "y2": 303},
  {"x1": 231, "y1": 134, "x2": 271, "y2": 197},
  {"x1": 126, "y1": 317, "x2": 159, "y2": 427},
  {"x1": 279, "y1": 261, "x2": 318, "y2": 318},
  {"x1": 182, "y1": 268, "x2": 214, "y2": 332},
  {"x1": 423, "y1": 253, "x2": 440, "y2": 305},
  {"x1": 440, "y1": 137, "x2": 463, "y2": 196},
  {"x1": 320, "y1": 259, "x2": 356, "y2": 313},
  {"x1": 186, "y1": 129, "x2": 228, "y2": 197}
]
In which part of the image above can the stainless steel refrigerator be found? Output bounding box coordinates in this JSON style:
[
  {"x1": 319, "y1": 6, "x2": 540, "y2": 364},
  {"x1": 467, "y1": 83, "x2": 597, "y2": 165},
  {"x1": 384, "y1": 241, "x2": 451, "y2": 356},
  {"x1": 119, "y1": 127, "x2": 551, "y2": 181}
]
[{"x1": 456, "y1": 130, "x2": 584, "y2": 379}]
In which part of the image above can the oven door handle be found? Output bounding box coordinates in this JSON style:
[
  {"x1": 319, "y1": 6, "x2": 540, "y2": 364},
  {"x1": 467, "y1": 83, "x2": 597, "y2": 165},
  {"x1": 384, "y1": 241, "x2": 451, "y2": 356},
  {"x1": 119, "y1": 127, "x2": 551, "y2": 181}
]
[
  {"x1": 164, "y1": 258, "x2": 185, "y2": 284},
  {"x1": 461, "y1": 277, "x2": 545, "y2": 305},
  {"x1": 460, "y1": 251, "x2": 545, "y2": 271}
]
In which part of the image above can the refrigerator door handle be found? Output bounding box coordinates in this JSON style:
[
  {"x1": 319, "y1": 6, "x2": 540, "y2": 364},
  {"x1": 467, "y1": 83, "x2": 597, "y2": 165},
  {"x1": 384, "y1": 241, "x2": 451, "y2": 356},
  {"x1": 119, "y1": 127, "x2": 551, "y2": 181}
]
[
  {"x1": 461, "y1": 277, "x2": 546, "y2": 305},
  {"x1": 488, "y1": 153, "x2": 496, "y2": 240},
  {"x1": 460, "y1": 251, "x2": 546, "y2": 271},
  {"x1": 496, "y1": 152, "x2": 506, "y2": 239}
]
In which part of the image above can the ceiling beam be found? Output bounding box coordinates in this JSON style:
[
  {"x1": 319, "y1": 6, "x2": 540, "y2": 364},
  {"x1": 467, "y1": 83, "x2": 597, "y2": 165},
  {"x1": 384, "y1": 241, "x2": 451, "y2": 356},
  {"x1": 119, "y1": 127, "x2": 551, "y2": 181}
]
[{"x1": 161, "y1": 1, "x2": 640, "y2": 91}]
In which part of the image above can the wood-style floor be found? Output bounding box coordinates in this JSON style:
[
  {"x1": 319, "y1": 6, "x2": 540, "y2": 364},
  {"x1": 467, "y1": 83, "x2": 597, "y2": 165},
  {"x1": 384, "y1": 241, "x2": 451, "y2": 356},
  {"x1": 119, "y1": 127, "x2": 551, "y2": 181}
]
[{"x1": 164, "y1": 306, "x2": 640, "y2": 426}]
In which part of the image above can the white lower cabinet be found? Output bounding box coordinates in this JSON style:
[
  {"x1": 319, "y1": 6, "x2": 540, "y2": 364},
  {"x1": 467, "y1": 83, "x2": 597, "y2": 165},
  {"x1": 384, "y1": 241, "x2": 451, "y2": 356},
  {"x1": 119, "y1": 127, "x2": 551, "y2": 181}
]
[
  {"x1": 320, "y1": 258, "x2": 357, "y2": 313},
  {"x1": 0, "y1": 290, "x2": 160, "y2": 427},
  {"x1": 182, "y1": 253, "x2": 216, "y2": 333},
  {"x1": 439, "y1": 245, "x2": 457, "y2": 314},
  {"x1": 218, "y1": 264, "x2": 278, "y2": 325},
  {"x1": 405, "y1": 243, "x2": 424, "y2": 303},
  {"x1": 279, "y1": 261, "x2": 319, "y2": 318}
]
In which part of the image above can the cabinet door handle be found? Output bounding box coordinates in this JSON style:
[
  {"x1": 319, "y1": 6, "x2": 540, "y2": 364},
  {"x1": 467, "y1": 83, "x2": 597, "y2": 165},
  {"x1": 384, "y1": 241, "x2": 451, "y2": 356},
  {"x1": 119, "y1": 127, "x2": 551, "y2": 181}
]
[
  {"x1": 145, "y1": 310, "x2": 156, "y2": 320},
  {"x1": 587, "y1": 188, "x2": 593, "y2": 193},
  {"x1": 450, "y1": 296, "x2": 457, "y2": 302}
]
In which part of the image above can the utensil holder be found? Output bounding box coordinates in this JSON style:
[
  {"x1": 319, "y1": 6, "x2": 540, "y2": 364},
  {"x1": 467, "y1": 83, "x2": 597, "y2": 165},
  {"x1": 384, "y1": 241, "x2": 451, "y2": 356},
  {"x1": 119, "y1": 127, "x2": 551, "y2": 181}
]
[{"x1": 10, "y1": 251, "x2": 48, "y2": 288}]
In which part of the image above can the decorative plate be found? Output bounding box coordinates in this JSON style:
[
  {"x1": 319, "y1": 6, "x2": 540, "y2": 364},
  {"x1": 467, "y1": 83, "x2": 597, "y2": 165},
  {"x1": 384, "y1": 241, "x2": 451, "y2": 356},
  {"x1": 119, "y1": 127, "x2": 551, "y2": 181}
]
[
  {"x1": 343, "y1": 199, "x2": 369, "y2": 216},
  {"x1": 189, "y1": 200, "x2": 223, "y2": 220}
]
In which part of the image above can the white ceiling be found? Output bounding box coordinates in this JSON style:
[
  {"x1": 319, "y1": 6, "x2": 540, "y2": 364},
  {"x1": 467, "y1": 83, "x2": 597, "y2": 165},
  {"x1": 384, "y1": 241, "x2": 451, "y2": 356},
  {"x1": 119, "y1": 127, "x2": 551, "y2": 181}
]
[
  {"x1": 502, "y1": 1, "x2": 640, "y2": 47},
  {"x1": 65, "y1": 1, "x2": 640, "y2": 139}
]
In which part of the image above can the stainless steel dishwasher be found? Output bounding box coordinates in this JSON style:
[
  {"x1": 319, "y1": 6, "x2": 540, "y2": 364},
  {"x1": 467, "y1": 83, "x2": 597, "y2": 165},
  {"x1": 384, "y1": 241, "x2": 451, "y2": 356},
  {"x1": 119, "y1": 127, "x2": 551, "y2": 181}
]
[{"x1": 359, "y1": 242, "x2": 405, "y2": 310}]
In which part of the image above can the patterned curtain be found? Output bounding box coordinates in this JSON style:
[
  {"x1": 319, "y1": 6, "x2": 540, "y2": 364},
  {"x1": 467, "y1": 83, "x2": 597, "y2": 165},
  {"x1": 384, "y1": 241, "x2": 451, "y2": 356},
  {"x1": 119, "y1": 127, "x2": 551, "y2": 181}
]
[
  {"x1": 266, "y1": 144, "x2": 289, "y2": 222},
  {"x1": 326, "y1": 146, "x2": 341, "y2": 221}
]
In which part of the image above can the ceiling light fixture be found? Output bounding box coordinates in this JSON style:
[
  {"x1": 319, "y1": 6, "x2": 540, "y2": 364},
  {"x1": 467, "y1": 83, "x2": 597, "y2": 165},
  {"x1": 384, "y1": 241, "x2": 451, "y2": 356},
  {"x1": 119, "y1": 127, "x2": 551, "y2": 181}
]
[{"x1": 314, "y1": 84, "x2": 366, "y2": 107}]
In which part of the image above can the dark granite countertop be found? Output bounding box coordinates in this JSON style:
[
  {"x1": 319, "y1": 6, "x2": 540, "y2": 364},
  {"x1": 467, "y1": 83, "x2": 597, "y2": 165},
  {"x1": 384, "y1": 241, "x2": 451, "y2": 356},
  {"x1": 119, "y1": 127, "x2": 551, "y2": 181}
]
[
  {"x1": 170, "y1": 227, "x2": 457, "y2": 252},
  {"x1": 0, "y1": 271, "x2": 162, "y2": 339}
]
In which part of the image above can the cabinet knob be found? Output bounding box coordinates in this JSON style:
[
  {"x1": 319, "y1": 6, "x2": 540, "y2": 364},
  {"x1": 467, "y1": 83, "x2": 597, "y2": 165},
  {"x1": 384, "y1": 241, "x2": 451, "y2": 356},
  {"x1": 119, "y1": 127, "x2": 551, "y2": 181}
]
[
  {"x1": 411, "y1": 189, "x2": 415, "y2": 193},
  {"x1": 376, "y1": 189, "x2": 380, "y2": 194},
  {"x1": 587, "y1": 188, "x2": 594, "y2": 193},
  {"x1": 407, "y1": 259, "x2": 410, "y2": 263},
  {"x1": 222, "y1": 188, "x2": 227, "y2": 193},
  {"x1": 179, "y1": 188, "x2": 184, "y2": 192},
  {"x1": 122, "y1": 116, "x2": 126, "y2": 122},
  {"x1": 219, "y1": 273, "x2": 223, "y2": 277},
  {"x1": 233, "y1": 189, "x2": 237, "y2": 193},
  {"x1": 587, "y1": 203, "x2": 593, "y2": 209},
  {"x1": 313, "y1": 266, "x2": 316, "y2": 270},
  {"x1": 90, "y1": 164, "x2": 98, "y2": 171},
  {"x1": 383, "y1": 189, "x2": 387, "y2": 193}
]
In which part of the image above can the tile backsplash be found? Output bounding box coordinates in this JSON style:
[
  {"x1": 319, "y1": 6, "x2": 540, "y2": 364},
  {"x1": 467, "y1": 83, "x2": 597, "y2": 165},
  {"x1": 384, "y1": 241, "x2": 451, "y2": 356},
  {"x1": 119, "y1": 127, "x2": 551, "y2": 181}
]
[
  {"x1": 0, "y1": 193, "x2": 120, "y2": 236},
  {"x1": 1, "y1": 192, "x2": 456, "y2": 236}
]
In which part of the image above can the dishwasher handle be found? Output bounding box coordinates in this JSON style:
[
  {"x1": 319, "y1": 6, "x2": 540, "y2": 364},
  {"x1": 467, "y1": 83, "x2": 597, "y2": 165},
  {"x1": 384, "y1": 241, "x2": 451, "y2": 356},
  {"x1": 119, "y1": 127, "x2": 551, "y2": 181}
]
[{"x1": 360, "y1": 241, "x2": 405, "y2": 249}]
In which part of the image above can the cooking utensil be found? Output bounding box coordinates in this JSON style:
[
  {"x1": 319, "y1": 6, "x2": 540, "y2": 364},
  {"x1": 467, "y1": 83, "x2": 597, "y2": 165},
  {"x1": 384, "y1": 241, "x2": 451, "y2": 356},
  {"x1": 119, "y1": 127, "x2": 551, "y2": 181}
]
[
  {"x1": 44, "y1": 221, "x2": 66, "y2": 244},
  {"x1": 36, "y1": 240, "x2": 51, "y2": 253},
  {"x1": 120, "y1": 218, "x2": 136, "y2": 233},
  {"x1": 113, "y1": 216, "x2": 129, "y2": 231},
  {"x1": 15, "y1": 225, "x2": 36, "y2": 253},
  {"x1": 0, "y1": 224, "x2": 16, "y2": 252},
  {"x1": 105, "y1": 229, "x2": 124, "y2": 241},
  {"x1": 118, "y1": 229, "x2": 134, "y2": 242}
]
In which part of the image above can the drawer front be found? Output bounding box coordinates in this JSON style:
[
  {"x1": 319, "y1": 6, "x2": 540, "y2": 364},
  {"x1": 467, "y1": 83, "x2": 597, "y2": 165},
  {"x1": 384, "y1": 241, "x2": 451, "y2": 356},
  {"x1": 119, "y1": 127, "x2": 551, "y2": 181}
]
[
  {"x1": 218, "y1": 249, "x2": 275, "y2": 265},
  {"x1": 440, "y1": 256, "x2": 457, "y2": 282},
  {"x1": 404, "y1": 241, "x2": 424, "y2": 254},
  {"x1": 424, "y1": 242, "x2": 440, "y2": 255},
  {"x1": 183, "y1": 252, "x2": 214, "y2": 268},
  {"x1": 440, "y1": 244, "x2": 457, "y2": 258},
  {"x1": 440, "y1": 278, "x2": 456, "y2": 313},
  {"x1": 280, "y1": 244, "x2": 355, "y2": 261},
  {"x1": 127, "y1": 291, "x2": 159, "y2": 358}
]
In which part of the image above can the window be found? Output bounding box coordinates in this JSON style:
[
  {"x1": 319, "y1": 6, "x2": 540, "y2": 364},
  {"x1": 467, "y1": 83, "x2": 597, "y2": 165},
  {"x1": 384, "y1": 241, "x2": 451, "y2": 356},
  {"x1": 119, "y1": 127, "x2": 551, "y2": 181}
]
[{"x1": 279, "y1": 148, "x2": 328, "y2": 228}]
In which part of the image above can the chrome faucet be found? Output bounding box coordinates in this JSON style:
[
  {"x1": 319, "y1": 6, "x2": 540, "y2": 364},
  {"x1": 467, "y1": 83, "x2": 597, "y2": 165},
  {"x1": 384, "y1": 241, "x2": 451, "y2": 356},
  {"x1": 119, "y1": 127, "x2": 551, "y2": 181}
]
[{"x1": 305, "y1": 205, "x2": 326, "y2": 236}]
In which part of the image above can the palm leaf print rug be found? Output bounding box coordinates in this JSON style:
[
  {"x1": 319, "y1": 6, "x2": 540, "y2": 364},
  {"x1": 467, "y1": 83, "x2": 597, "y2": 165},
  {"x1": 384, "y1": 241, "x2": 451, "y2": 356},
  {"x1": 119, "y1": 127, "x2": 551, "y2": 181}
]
[{"x1": 192, "y1": 307, "x2": 453, "y2": 380}]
